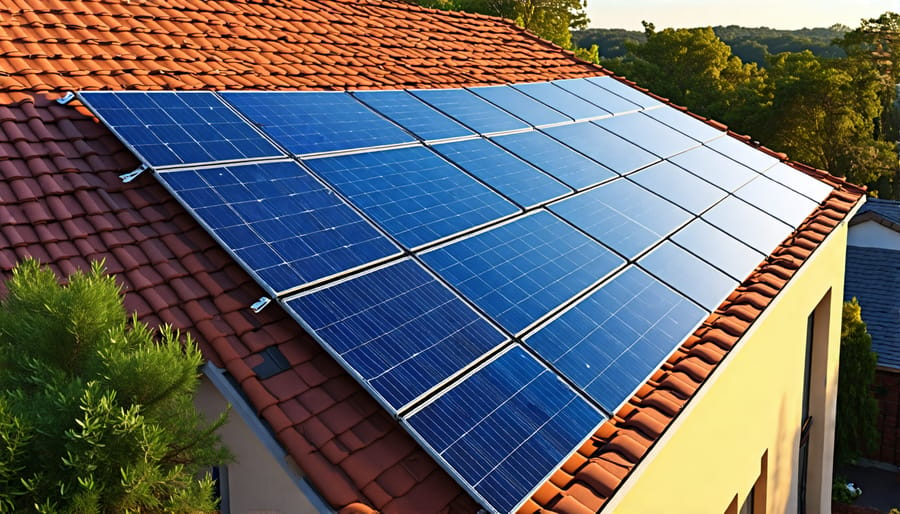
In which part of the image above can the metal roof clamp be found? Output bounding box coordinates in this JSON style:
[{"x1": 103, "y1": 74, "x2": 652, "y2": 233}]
[
  {"x1": 119, "y1": 164, "x2": 149, "y2": 183},
  {"x1": 56, "y1": 92, "x2": 76, "y2": 105},
  {"x1": 251, "y1": 297, "x2": 272, "y2": 313}
]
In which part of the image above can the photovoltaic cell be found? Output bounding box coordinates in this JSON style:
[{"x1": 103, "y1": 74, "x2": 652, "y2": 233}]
[
  {"x1": 513, "y1": 81, "x2": 611, "y2": 121},
  {"x1": 469, "y1": 85, "x2": 571, "y2": 126},
  {"x1": 628, "y1": 161, "x2": 726, "y2": 215},
  {"x1": 644, "y1": 104, "x2": 726, "y2": 143},
  {"x1": 301, "y1": 146, "x2": 519, "y2": 249},
  {"x1": 552, "y1": 78, "x2": 642, "y2": 116},
  {"x1": 702, "y1": 196, "x2": 794, "y2": 255},
  {"x1": 669, "y1": 146, "x2": 758, "y2": 192},
  {"x1": 586, "y1": 75, "x2": 663, "y2": 109},
  {"x1": 220, "y1": 91, "x2": 415, "y2": 155},
  {"x1": 524, "y1": 267, "x2": 706, "y2": 413},
  {"x1": 734, "y1": 175, "x2": 819, "y2": 228},
  {"x1": 491, "y1": 131, "x2": 617, "y2": 190},
  {"x1": 763, "y1": 162, "x2": 833, "y2": 204},
  {"x1": 593, "y1": 113, "x2": 700, "y2": 159},
  {"x1": 543, "y1": 122, "x2": 660, "y2": 175},
  {"x1": 353, "y1": 90, "x2": 475, "y2": 141},
  {"x1": 549, "y1": 179, "x2": 692, "y2": 259},
  {"x1": 405, "y1": 345, "x2": 605, "y2": 514},
  {"x1": 78, "y1": 91, "x2": 283, "y2": 168},
  {"x1": 431, "y1": 138, "x2": 571, "y2": 208},
  {"x1": 421, "y1": 211, "x2": 625, "y2": 334},
  {"x1": 672, "y1": 219, "x2": 765, "y2": 282},
  {"x1": 705, "y1": 135, "x2": 780, "y2": 173},
  {"x1": 638, "y1": 241, "x2": 738, "y2": 311},
  {"x1": 411, "y1": 88, "x2": 529, "y2": 134},
  {"x1": 283, "y1": 259, "x2": 508, "y2": 411},
  {"x1": 156, "y1": 160, "x2": 400, "y2": 293}
]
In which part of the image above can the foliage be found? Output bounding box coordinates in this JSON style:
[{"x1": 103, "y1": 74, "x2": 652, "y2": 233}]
[
  {"x1": 0, "y1": 259, "x2": 229, "y2": 513},
  {"x1": 834, "y1": 299, "x2": 879, "y2": 468},
  {"x1": 831, "y1": 475, "x2": 862, "y2": 504}
]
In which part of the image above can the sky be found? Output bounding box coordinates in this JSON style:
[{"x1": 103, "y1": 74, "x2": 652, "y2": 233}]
[{"x1": 585, "y1": 0, "x2": 900, "y2": 30}]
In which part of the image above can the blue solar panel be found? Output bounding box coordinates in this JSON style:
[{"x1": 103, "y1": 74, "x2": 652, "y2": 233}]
[
  {"x1": 491, "y1": 131, "x2": 617, "y2": 190},
  {"x1": 301, "y1": 146, "x2": 519, "y2": 249},
  {"x1": 705, "y1": 135, "x2": 780, "y2": 173},
  {"x1": 735, "y1": 175, "x2": 819, "y2": 228},
  {"x1": 431, "y1": 139, "x2": 571, "y2": 208},
  {"x1": 593, "y1": 113, "x2": 700, "y2": 158},
  {"x1": 543, "y1": 122, "x2": 659, "y2": 175},
  {"x1": 421, "y1": 211, "x2": 625, "y2": 334},
  {"x1": 79, "y1": 91, "x2": 283, "y2": 168},
  {"x1": 405, "y1": 345, "x2": 604, "y2": 514},
  {"x1": 157, "y1": 160, "x2": 400, "y2": 293},
  {"x1": 411, "y1": 88, "x2": 529, "y2": 134},
  {"x1": 628, "y1": 161, "x2": 726, "y2": 215},
  {"x1": 763, "y1": 162, "x2": 833, "y2": 204},
  {"x1": 469, "y1": 85, "x2": 571, "y2": 126},
  {"x1": 644, "y1": 105, "x2": 727, "y2": 143},
  {"x1": 220, "y1": 91, "x2": 415, "y2": 155},
  {"x1": 672, "y1": 219, "x2": 765, "y2": 282},
  {"x1": 525, "y1": 267, "x2": 706, "y2": 413},
  {"x1": 668, "y1": 146, "x2": 758, "y2": 192},
  {"x1": 353, "y1": 90, "x2": 475, "y2": 141},
  {"x1": 283, "y1": 259, "x2": 508, "y2": 411},
  {"x1": 552, "y1": 78, "x2": 643, "y2": 116},
  {"x1": 549, "y1": 179, "x2": 692, "y2": 259},
  {"x1": 586, "y1": 76, "x2": 663, "y2": 109},
  {"x1": 639, "y1": 241, "x2": 738, "y2": 311},
  {"x1": 513, "y1": 81, "x2": 611, "y2": 121},
  {"x1": 702, "y1": 196, "x2": 794, "y2": 255}
]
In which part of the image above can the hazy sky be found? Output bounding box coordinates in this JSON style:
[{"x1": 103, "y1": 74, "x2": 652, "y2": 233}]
[{"x1": 586, "y1": 0, "x2": 900, "y2": 30}]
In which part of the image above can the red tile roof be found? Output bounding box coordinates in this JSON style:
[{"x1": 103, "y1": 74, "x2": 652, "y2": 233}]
[{"x1": 0, "y1": 1, "x2": 866, "y2": 513}]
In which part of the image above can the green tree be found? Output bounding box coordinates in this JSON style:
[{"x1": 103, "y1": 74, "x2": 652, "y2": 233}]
[
  {"x1": 834, "y1": 299, "x2": 879, "y2": 467},
  {"x1": 0, "y1": 259, "x2": 229, "y2": 513}
]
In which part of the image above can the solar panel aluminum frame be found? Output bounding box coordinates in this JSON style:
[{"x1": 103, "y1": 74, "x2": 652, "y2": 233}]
[
  {"x1": 153, "y1": 159, "x2": 405, "y2": 297},
  {"x1": 76, "y1": 91, "x2": 288, "y2": 171},
  {"x1": 521, "y1": 265, "x2": 708, "y2": 416},
  {"x1": 280, "y1": 257, "x2": 512, "y2": 416},
  {"x1": 399, "y1": 344, "x2": 607, "y2": 514}
]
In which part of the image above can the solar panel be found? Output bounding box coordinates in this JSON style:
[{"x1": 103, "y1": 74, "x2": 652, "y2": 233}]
[
  {"x1": 431, "y1": 138, "x2": 571, "y2": 208},
  {"x1": 705, "y1": 135, "x2": 780, "y2": 173},
  {"x1": 702, "y1": 196, "x2": 794, "y2": 255},
  {"x1": 549, "y1": 179, "x2": 692, "y2": 259},
  {"x1": 552, "y1": 78, "x2": 643, "y2": 116},
  {"x1": 411, "y1": 88, "x2": 530, "y2": 134},
  {"x1": 763, "y1": 162, "x2": 833, "y2": 204},
  {"x1": 524, "y1": 267, "x2": 706, "y2": 413},
  {"x1": 513, "y1": 81, "x2": 611, "y2": 121},
  {"x1": 283, "y1": 259, "x2": 508, "y2": 411},
  {"x1": 644, "y1": 104, "x2": 726, "y2": 143},
  {"x1": 469, "y1": 85, "x2": 571, "y2": 126},
  {"x1": 220, "y1": 91, "x2": 415, "y2": 155},
  {"x1": 734, "y1": 175, "x2": 819, "y2": 228},
  {"x1": 593, "y1": 113, "x2": 700, "y2": 159},
  {"x1": 353, "y1": 90, "x2": 475, "y2": 141},
  {"x1": 669, "y1": 146, "x2": 758, "y2": 192},
  {"x1": 404, "y1": 345, "x2": 605, "y2": 514},
  {"x1": 671, "y1": 219, "x2": 765, "y2": 282},
  {"x1": 543, "y1": 122, "x2": 659, "y2": 175},
  {"x1": 420, "y1": 211, "x2": 625, "y2": 334},
  {"x1": 586, "y1": 76, "x2": 663, "y2": 109},
  {"x1": 156, "y1": 160, "x2": 400, "y2": 294},
  {"x1": 628, "y1": 161, "x2": 727, "y2": 215},
  {"x1": 78, "y1": 91, "x2": 284, "y2": 168},
  {"x1": 301, "y1": 146, "x2": 519, "y2": 249},
  {"x1": 638, "y1": 241, "x2": 738, "y2": 311},
  {"x1": 491, "y1": 131, "x2": 617, "y2": 190}
]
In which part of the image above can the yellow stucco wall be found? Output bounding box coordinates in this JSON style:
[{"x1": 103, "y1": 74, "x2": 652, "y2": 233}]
[{"x1": 603, "y1": 221, "x2": 848, "y2": 514}]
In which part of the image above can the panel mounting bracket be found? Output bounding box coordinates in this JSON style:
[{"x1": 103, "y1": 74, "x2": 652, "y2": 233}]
[
  {"x1": 251, "y1": 297, "x2": 272, "y2": 313},
  {"x1": 119, "y1": 164, "x2": 149, "y2": 183},
  {"x1": 56, "y1": 91, "x2": 76, "y2": 105}
]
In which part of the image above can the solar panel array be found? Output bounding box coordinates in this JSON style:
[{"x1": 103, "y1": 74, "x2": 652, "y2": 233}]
[{"x1": 79, "y1": 79, "x2": 833, "y2": 514}]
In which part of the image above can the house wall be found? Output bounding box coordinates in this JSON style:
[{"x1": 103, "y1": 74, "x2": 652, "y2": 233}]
[
  {"x1": 195, "y1": 377, "x2": 320, "y2": 514},
  {"x1": 602, "y1": 222, "x2": 848, "y2": 513},
  {"x1": 848, "y1": 220, "x2": 900, "y2": 250},
  {"x1": 872, "y1": 369, "x2": 900, "y2": 465}
]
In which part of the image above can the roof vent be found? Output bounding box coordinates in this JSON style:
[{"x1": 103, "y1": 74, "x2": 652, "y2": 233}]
[{"x1": 252, "y1": 346, "x2": 290, "y2": 379}]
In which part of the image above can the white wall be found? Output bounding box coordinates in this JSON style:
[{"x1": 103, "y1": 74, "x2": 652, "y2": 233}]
[{"x1": 847, "y1": 220, "x2": 900, "y2": 251}]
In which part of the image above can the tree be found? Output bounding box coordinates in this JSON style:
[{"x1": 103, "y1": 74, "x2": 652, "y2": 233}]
[
  {"x1": 834, "y1": 299, "x2": 879, "y2": 467},
  {"x1": 0, "y1": 259, "x2": 229, "y2": 512}
]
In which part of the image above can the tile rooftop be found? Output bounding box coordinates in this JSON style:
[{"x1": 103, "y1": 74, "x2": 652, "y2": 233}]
[
  {"x1": 0, "y1": 0, "x2": 867, "y2": 512},
  {"x1": 852, "y1": 197, "x2": 900, "y2": 229}
]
